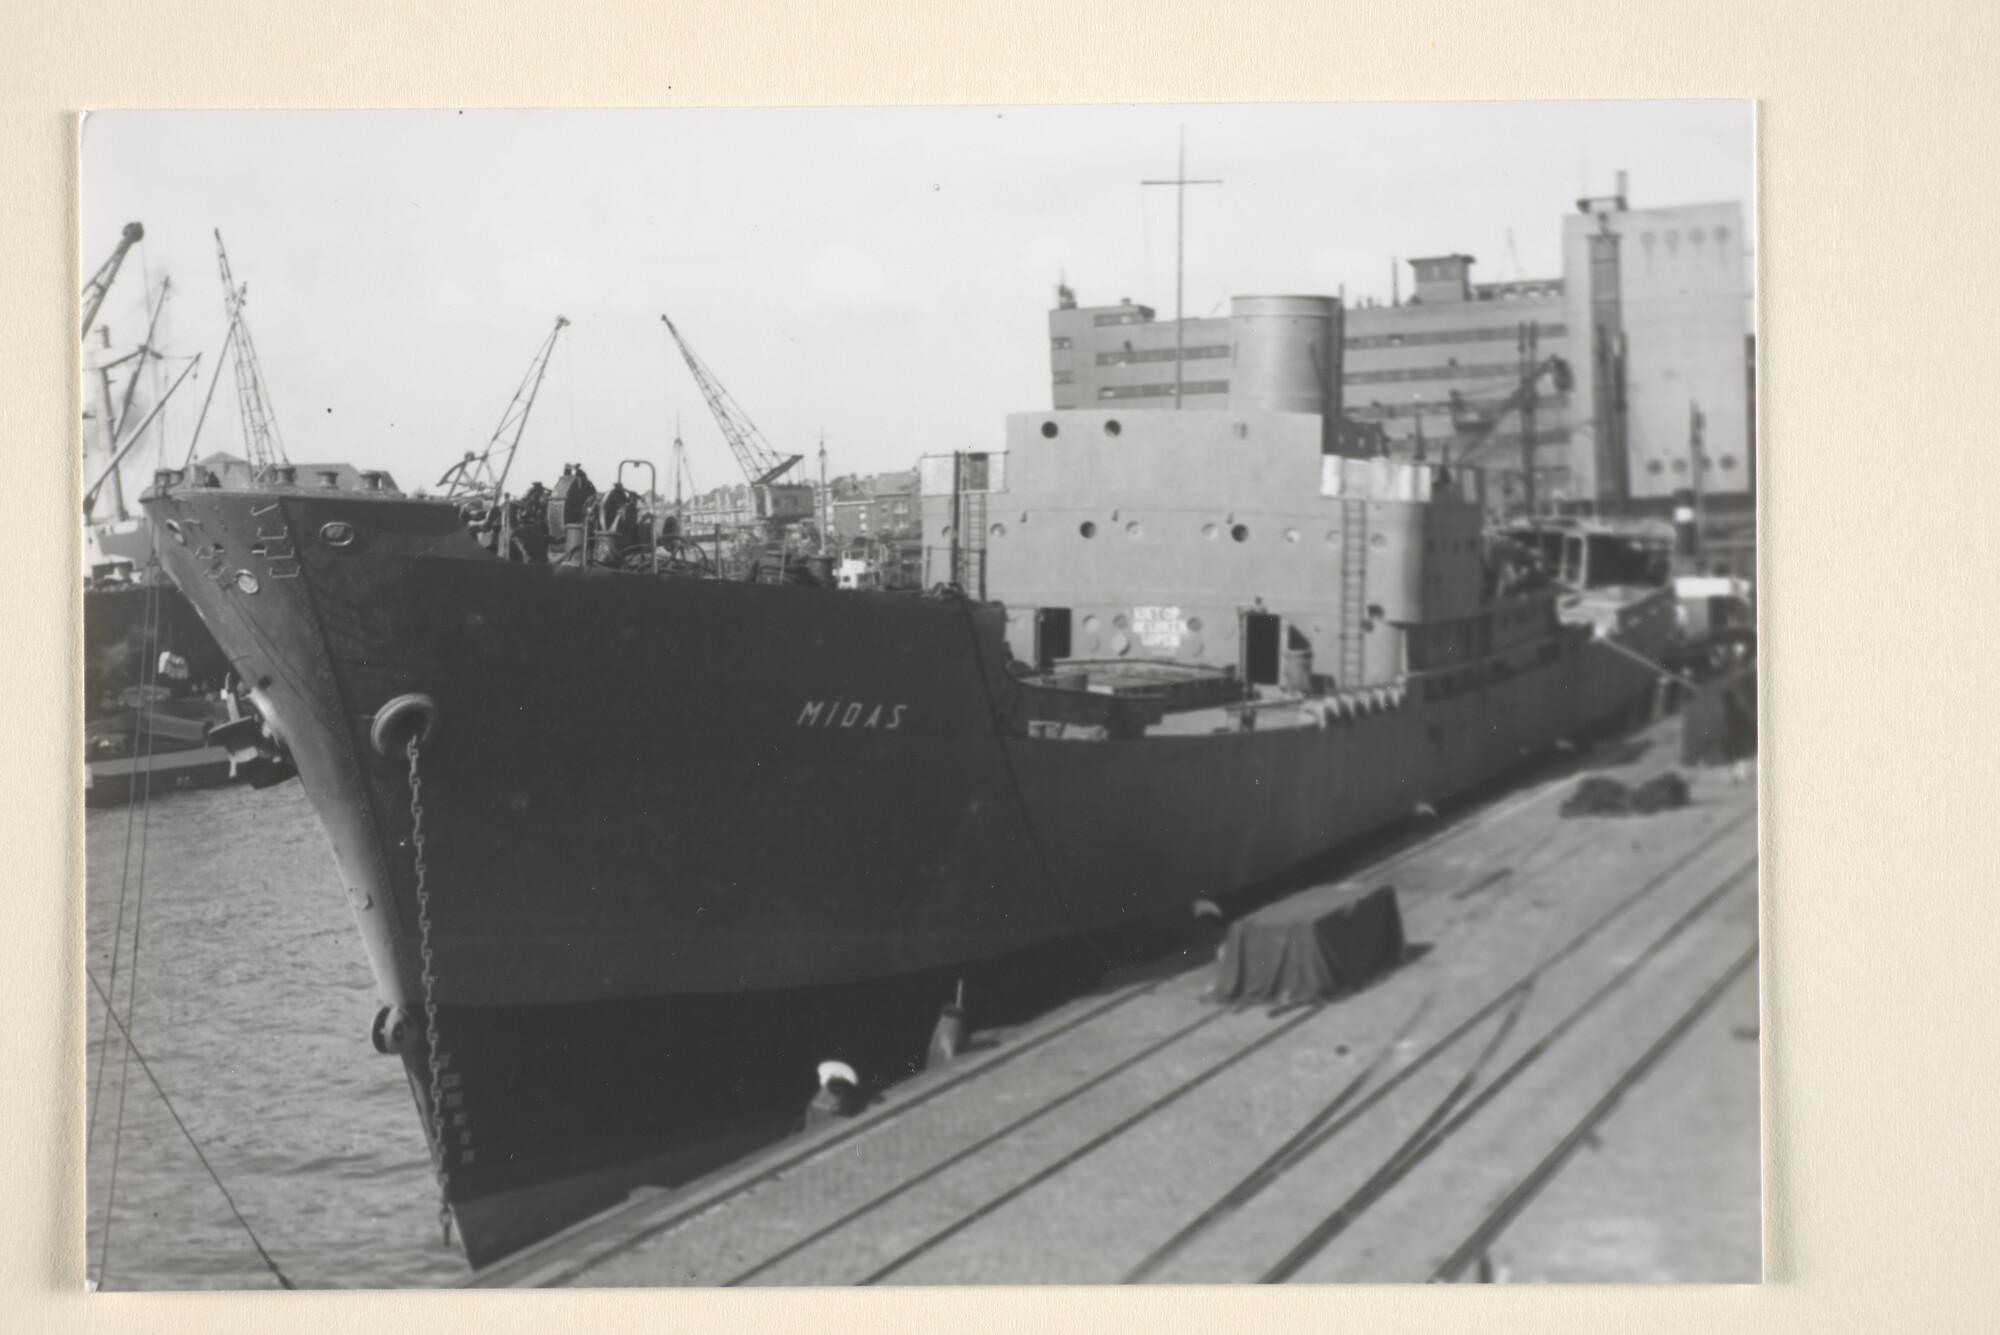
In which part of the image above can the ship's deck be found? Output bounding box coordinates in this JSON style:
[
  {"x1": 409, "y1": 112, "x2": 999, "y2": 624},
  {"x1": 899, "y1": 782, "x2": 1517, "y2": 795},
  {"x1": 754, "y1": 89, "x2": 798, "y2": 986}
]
[{"x1": 465, "y1": 714, "x2": 1760, "y2": 1286}]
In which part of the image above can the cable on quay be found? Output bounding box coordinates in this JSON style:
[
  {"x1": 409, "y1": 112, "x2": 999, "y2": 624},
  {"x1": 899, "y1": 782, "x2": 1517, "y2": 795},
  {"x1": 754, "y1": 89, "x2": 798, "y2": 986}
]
[
  {"x1": 1123, "y1": 990, "x2": 1437, "y2": 1282},
  {"x1": 533, "y1": 739, "x2": 1575, "y2": 1287},
  {"x1": 1256, "y1": 863, "x2": 1756, "y2": 1283},
  {"x1": 724, "y1": 1002, "x2": 1231, "y2": 1285},
  {"x1": 530, "y1": 778, "x2": 1751, "y2": 1288},
  {"x1": 1427, "y1": 941, "x2": 1760, "y2": 1283},
  {"x1": 509, "y1": 974, "x2": 1174, "y2": 1287},
  {"x1": 858, "y1": 1001, "x2": 1329, "y2": 1285},
  {"x1": 1123, "y1": 810, "x2": 1755, "y2": 1282}
]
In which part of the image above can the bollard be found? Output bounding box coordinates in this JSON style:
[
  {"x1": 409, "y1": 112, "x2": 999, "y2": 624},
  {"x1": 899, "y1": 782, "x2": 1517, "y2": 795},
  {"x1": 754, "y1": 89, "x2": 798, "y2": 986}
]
[
  {"x1": 803, "y1": 1060, "x2": 863, "y2": 1131},
  {"x1": 925, "y1": 981, "x2": 968, "y2": 1070}
]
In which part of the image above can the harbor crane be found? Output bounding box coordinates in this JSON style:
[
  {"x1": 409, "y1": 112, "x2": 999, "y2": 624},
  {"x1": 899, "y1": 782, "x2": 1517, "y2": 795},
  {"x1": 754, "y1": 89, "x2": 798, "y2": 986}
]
[
  {"x1": 440, "y1": 315, "x2": 570, "y2": 499},
  {"x1": 1448, "y1": 334, "x2": 1573, "y2": 517},
  {"x1": 215, "y1": 231, "x2": 291, "y2": 478},
  {"x1": 660, "y1": 314, "x2": 812, "y2": 528},
  {"x1": 79, "y1": 221, "x2": 170, "y2": 519},
  {"x1": 82, "y1": 221, "x2": 144, "y2": 341}
]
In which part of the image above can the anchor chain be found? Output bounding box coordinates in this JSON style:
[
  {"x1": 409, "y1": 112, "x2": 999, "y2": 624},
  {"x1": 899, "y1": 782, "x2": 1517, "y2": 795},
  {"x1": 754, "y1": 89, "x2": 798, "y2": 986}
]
[{"x1": 405, "y1": 733, "x2": 457, "y2": 1247}]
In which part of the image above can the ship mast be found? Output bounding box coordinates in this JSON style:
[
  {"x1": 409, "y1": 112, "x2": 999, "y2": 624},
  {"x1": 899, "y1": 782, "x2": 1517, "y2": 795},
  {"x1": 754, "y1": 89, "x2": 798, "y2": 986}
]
[
  {"x1": 214, "y1": 231, "x2": 291, "y2": 479},
  {"x1": 672, "y1": 413, "x2": 688, "y2": 527},
  {"x1": 1141, "y1": 127, "x2": 1221, "y2": 409},
  {"x1": 817, "y1": 430, "x2": 829, "y2": 555}
]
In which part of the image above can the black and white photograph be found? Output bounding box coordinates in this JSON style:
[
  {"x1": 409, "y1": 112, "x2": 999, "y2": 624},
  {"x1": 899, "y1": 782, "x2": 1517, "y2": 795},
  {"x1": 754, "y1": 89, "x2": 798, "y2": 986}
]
[{"x1": 79, "y1": 102, "x2": 1757, "y2": 1289}]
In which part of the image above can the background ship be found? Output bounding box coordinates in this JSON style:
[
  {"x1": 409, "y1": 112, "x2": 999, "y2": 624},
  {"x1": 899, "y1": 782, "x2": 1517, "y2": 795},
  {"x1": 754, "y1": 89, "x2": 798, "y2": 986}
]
[
  {"x1": 141, "y1": 292, "x2": 1677, "y2": 1265},
  {"x1": 81, "y1": 221, "x2": 242, "y2": 802}
]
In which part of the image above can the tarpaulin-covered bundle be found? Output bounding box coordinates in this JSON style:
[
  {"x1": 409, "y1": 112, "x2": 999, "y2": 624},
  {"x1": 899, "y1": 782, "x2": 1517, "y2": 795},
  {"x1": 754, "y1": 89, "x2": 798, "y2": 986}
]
[
  {"x1": 1210, "y1": 884, "x2": 1404, "y2": 1005},
  {"x1": 1559, "y1": 771, "x2": 1691, "y2": 818}
]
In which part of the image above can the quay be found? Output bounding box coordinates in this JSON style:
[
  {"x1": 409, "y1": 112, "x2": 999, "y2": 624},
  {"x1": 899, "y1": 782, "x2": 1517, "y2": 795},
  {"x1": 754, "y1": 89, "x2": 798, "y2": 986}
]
[{"x1": 466, "y1": 717, "x2": 1759, "y2": 1287}]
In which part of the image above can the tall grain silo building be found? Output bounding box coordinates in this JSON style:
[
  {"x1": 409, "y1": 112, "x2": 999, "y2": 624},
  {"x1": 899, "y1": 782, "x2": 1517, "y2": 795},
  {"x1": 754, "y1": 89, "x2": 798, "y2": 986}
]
[{"x1": 1045, "y1": 183, "x2": 1752, "y2": 521}]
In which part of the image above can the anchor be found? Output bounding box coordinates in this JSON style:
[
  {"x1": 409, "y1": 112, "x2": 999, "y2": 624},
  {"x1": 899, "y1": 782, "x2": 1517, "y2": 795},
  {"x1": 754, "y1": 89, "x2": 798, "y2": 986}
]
[{"x1": 208, "y1": 678, "x2": 297, "y2": 788}]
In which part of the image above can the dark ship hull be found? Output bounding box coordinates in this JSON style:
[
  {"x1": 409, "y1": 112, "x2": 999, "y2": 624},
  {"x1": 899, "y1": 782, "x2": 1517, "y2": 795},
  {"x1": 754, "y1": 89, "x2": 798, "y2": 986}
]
[{"x1": 142, "y1": 477, "x2": 1669, "y2": 1264}]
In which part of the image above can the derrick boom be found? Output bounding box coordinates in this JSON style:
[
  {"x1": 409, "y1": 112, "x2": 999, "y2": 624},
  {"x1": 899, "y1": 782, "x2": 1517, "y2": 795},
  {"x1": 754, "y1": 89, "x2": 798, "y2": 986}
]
[{"x1": 442, "y1": 315, "x2": 569, "y2": 499}]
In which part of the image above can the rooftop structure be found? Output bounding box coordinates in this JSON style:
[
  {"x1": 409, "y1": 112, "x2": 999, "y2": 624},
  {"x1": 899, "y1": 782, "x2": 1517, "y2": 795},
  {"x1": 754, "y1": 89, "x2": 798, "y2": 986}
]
[{"x1": 1047, "y1": 187, "x2": 1751, "y2": 516}]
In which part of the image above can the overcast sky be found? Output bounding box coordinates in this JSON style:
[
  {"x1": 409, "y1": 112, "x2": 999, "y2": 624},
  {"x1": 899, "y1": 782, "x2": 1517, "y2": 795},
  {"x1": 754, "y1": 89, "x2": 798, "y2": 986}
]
[{"x1": 82, "y1": 103, "x2": 1750, "y2": 496}]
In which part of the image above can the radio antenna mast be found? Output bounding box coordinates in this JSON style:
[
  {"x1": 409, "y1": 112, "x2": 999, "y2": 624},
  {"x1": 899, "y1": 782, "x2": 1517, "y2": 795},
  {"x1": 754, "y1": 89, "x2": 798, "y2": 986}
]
[{"x1": 1141, "y1": 126, "x2": 1221, "y2": 409}]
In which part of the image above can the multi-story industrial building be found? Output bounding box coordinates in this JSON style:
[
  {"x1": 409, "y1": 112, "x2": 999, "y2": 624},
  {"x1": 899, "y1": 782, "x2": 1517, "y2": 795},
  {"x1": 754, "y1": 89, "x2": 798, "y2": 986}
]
[{"x1": 1047, "y1": 183, "x2": 1751, "y2": 518}]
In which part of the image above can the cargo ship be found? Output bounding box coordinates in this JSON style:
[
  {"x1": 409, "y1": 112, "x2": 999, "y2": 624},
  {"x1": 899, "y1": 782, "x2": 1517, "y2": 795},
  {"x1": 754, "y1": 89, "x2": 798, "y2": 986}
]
[{"x1": 140, "y1": 295, "x2": 1675, "y2": 1264}]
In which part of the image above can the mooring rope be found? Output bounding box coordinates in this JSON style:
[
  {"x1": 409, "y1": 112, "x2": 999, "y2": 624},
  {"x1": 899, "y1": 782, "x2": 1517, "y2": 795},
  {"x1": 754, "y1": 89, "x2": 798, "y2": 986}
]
[
  {"x1": 940, "y1": 589, "x2": 1100, "y2": 948},
  {"x1": 88, "y1": 571, "x2": 164, "y2": 1153},
  {"x1": 94, "y1": 568, "x2": 164, "y2": 1288},
  {"x1": 83, "y1": 966, "x2": 296, "y2": 1290}
]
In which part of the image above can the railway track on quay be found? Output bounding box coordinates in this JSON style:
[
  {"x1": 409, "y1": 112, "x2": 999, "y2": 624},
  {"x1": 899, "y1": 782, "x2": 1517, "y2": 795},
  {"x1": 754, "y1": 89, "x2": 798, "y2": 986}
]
[{"x1": 470, "y1": 732, "x2": 1760, "y2": 1287}]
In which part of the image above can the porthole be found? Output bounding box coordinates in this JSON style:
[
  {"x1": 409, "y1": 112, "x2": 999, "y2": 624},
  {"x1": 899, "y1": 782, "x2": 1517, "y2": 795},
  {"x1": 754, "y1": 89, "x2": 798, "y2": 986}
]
[
  {"x1": 1111, "y1": 633, "x2": 1131, "y2": 656},
  {"x1": 1125, "y1": 521, "x2": 1142, "y2": 538},
  {"x1": 1719, "y1": 456, "x2": 1738, "y2": 471},
  {"x1": 234, "y1": 571, "x2": 261, "y2": 595},
  {"x1": 1284, "y1": 528, "x2": 1299, "y2": 544},
  {"x1": 940, "y1": 524, "x2": 954, "y2": 538},
  {"x1": 319, "y1": 520, "x2": 356, "y2": 547},
  {"x1": 1079, "y1": 521, "x2": 1097, "y2": 539},
  {"x1": 1647, "y1": 460, "x2": 1664, "y2": 475},
  {"x1": 1041, "y1": 421, "x2": 1060, "y2": 439},
  {"x1": 1370, "y1": 533, "x2": 1387, "y2": 548},
  {"x1": 165, "y1": 520, "x2": 187, "y2": 545},
  {"x1": 1083, "y1": 614, "x2": 1101, "y2": 632},
  {"x1": 1113, "y1": 614, "x2": 1128, "y2": 630},
  {"x1": 1202, "y1": 523, "x2": 1219, "y2": 541},
  {"x1": 989, "y1": 522, "x2": 1007, "y2": 538},
  {"x1": 1230, "y1": 524, "x2": 1249, "y2": 543},
  {"x1": 1186, "y1": 616, "x2": 1203, "y2": 633},
  {"x1": 1104, "y1": 419, "x2": 1123, "y2": 437}
]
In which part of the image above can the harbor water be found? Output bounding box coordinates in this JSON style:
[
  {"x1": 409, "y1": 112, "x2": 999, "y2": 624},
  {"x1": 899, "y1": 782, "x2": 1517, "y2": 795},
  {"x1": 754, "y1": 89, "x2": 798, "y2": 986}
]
[{"x1": 84, "y1": 780, "x2": 468, "y2": 1289}]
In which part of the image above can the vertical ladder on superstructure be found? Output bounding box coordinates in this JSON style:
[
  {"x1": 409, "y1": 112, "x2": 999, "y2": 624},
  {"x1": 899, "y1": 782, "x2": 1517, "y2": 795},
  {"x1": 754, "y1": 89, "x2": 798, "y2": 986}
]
[
  {"x1": 1338, "y1": 499, "x2": 1368, "y2": 686},
  {"x1": 958, "y1": 489, "x2": 988, "y2": 600}
]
